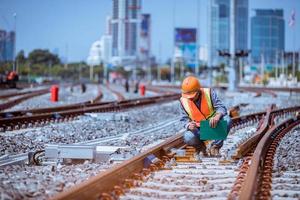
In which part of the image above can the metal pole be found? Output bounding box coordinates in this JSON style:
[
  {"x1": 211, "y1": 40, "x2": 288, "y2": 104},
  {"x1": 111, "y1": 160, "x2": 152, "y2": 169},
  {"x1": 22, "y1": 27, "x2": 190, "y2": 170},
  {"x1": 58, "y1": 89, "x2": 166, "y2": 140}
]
[
  {"x1": 79, "y1": 64, "x2": 82, "y2": 81},
  {"x1": 239, "y1": 57, "x2": 243, "y2": 84},
  {"x1": 158, "y1": 41, "x2": 161, "y2": 82},
  {"x1": 28, "y1": 62, "x2": 31, "y2": 84},
  {"x1": 195, "y1": 0, "x2": 200, "y2": 76},
  {"x1": 207, "y1": 0, "x2": 212, "y2": 86},
  {"x1": 13, "y1": 13, "x2": 16, "y2": 72},
  {"x1": 147, "y1": 59, "x2": 151, "y2": 83},
  {"x1": 298, "y1": 49, "x2": 300, "y2": 72},
  {"x1": 292, "y1": 25, "x2": 296, "y2": 78},
  {"x1": 228, "y1": 0, "x2": 236, "y2": 91},
  {"x1": 48, "y1": 60, "x2": 52, "y2": 78},
  {"x1": 261, "y1": 53, "x2": 264, "y2": 83},
  {"x1": 170, "y1": 0, "x2": 176, "y2": 83},
  {"x1": 90, "y1": 65, "x2": 94, "y2": 81},
  {"x1": 275, "y1": 50, "x2": 278, "y2": 80},
  {"x1": 180, "y1": 59, "x2": 184, "y2": 79},
  {"x1": 104, "y1": 63, "x2": 107, "y2": 82},
  {"x1": 281, "y1": 50, "x2": 284, "y2": 75},
  {"x1": 133, "y1": 58, "x2": 137, "y2": 81}
]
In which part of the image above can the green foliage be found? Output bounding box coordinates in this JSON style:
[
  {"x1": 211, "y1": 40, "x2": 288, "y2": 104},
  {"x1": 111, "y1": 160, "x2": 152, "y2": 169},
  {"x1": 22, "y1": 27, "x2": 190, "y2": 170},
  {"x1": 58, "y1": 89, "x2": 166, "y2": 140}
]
[
  {"x1": 28, "y1": 49, "x2": 60, "y2": 65},
  {"x1": 262, "y1": 77, "x2": 269, "y2": 86},
  {"x1": 160, "y1": 65, "x2": 171, "y2": 81},
  {"x1": 16, "y1": 50, "x2": 26, "y2": 64},
  {"x1": 0, "y1": 62, "x2": 12, "y2": 73},
  {"x1": 215, "y1": 74, "x2": 228, "y2": 84}
]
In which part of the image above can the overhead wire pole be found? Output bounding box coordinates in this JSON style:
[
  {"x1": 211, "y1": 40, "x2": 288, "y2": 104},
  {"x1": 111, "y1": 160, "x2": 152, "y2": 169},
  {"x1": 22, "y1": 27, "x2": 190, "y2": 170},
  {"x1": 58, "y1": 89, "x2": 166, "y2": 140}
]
[
  {"x1": 299, "y1": 48, "x2": 300, "y2": 72},
  {"x1": 275, "y1": 50, "x2": 278, "y2": 80},
  {"x1": 228, "y1": 0, "x2": 237, "y2": 91},
  {"x1": 292, "y1": 19, "x2": 296, "y2": 78},
  {"x1": 195, "y1": 0, "x2": 200, "y2": 76},
  {"x1": 170, "y1": 0, "x2": 176, "y2": 83},
  {"x1": 207, "y1": 0, "x2": 212, "y2": 86},
  {"x1": 13, "y1": 13, "x2": 17, "y2": 72},
  {"x1": 261, "y1": 53, "x2": 265, "y2": 82},
  {"x1": 147, "y1": 14, "x2": 152, "y2": 83},
  {"x1": 157, "y1": 41, "x2": 161, "y2": 82},
  {"x1": 281, "y1": 50, "x2": 284, "y2": 76}
]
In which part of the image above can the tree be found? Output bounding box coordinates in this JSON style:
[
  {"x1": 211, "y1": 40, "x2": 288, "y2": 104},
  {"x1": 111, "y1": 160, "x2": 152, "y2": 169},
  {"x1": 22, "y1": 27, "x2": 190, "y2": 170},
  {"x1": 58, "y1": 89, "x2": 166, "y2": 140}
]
[
  {"x1": 16, "y1": 50, "x2": 26, "y2": 64},
  {"x1": 28, "y1": 49, "x2": 60, "y2": 65}
]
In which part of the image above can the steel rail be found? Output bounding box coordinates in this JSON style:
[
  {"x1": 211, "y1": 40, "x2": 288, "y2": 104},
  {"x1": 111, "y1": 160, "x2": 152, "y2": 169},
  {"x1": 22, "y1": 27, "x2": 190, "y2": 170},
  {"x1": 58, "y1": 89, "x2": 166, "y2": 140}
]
[
  {"x1": 229, "y1": 105, "x2": 300, "y2": 199},
  {"x1": 0, "y1": 94, "x2": 180, "y2": 131},
  {"x1": 51, "y1": 106, "x2": 300, "y2": 200},
  {"x1": 228, "y1": 105, "x2": 276, "y2": 199},
  {"x1": 0, "y1": 89, "x2": 44, "y2": 99},
  {"x1": 51, "y1": 110, "x2": 270, "y2": 200},
  {"x1": 146, "y1": 85, "x2": 177, "y2": 95},
  {"x1": 240, "y1": 86, "x2": 300, "y2": 93},
  {"x1": 232, "y1": 105, "x2": 300, "y2": 159},
  {"x1": 0, "y1": 118, "x2": 181, "y2": 168},
  {"x1": 0, "y1": 94, "x2": 179, "y2": 119},
  {"x1": 239, "y1": 115, "x2": 300, "y2": 200},
  {"x1": 0, "y1": 89, "x2": 49, "y2": 111},
  {"x1": 0, "y1": 86, "x2": 104, "y2": 119},
  {"x1": 106, "y1": 84, "x2": 126, "y2": 101},
  {"x1": 154, "y1": 84, "x2": 300, "y2": 93},
  {"x1": 52, "y1": 133, "x2": 184, "y2": 200}
]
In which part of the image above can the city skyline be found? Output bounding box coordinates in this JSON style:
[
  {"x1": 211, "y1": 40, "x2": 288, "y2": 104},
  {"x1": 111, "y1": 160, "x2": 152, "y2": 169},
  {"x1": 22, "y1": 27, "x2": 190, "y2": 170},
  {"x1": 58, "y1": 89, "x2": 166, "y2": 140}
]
[
  {"x1": 251, "y1": 9, "x2": 285, "y2": 64},
  {"x1": 0, "y1": 0, "x2": 299, "y2": 62},
  {"x1": 209, "y1": 0, "x2": 248, "y2": 65}
]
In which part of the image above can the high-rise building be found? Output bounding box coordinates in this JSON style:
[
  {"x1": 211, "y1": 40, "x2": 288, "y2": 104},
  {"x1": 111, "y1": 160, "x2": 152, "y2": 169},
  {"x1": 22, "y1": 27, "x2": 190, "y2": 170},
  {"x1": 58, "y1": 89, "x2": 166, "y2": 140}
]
[
  {"x1": 87, "y1": 35, "x2": 112, "y2": 66},
  {"x1": 209, "y1": 0, "x2": 248, "y2": 65},
  {"x1": 111, "y1": 0, "x2": 141, "y2": 66},
  {"x1": 0, "y1": 30, "x2": 15, "y2": 62},
  {"x1": 140, "y1": 14, "x2": 151, "y2": 65},
  {"x1": 0, "y1": 30, "x2": 6, "y2": 62},
  {"x1": 105, "y1": 16, "x2": 112, "y2": 35},
  {"x1": 251, "y1": 9, "x2": 285, "y2": 64}
]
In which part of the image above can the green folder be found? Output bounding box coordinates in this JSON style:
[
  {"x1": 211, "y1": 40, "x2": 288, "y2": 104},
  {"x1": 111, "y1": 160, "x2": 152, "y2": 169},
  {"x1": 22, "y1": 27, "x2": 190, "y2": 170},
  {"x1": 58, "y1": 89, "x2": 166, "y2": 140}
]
[{"x1": 199, "y1": 120, "x2": 228, "y2": 140}]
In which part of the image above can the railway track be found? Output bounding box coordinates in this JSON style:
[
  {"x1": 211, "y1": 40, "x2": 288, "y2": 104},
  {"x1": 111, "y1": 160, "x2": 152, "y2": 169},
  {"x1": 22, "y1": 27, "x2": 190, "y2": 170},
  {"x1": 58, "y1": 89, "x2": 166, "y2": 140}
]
[
  {"x1": 0, "y1": 89, "x2": 49, "y2": 111},
  {"x1": 51, "y1": 105, "x2": 300, "y2": 200},
  {"x1": 239, "y1": 115, "x2": 300, "y2": 199},
  {"x1": 155, "y1": 84, "x2": 300, "y2": 95},
  {"x1": 0, "y1": 94, "x2": 180, "y2": 132},
  {"x1": 0, "y1": 117, "x2": 181, "y2": 168},
  {"x1": 0, "y1": 89, "x2": 45, "y2": 99},
  {"x1": 106, "y1": 84, "x2": 126, "y2": 101}
]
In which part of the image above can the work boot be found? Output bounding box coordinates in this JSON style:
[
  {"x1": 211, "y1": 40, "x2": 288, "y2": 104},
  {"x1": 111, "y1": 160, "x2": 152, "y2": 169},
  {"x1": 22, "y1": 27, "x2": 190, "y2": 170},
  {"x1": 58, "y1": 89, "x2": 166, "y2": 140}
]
[
  {"x1": 209, "y1": 145, "x2": 221, "y2": 157},
  {"x1": 196, "y1": 141, "x2": 208, "y2": 157}
]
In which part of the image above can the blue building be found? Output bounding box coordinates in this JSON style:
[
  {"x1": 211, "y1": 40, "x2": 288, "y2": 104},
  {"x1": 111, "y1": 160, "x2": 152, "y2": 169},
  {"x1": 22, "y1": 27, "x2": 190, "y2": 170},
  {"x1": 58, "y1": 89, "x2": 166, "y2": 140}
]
[
  {"x1": 209, "y1": 0, "x2": 248, "y2": 65},
  {"x1": 251, "y1": 9, "x2": 285, "y2": 64},
  {"x1": 0, "y1": 30, "x2": 15, "y2": 62}
]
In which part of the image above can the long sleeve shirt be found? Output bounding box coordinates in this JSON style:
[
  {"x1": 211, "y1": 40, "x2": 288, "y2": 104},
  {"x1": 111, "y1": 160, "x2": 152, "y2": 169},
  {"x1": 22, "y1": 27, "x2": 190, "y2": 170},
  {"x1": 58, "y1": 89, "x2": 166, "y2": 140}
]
[{"x1": 179, "y1": 89, "x2": 228, "y2": 129}]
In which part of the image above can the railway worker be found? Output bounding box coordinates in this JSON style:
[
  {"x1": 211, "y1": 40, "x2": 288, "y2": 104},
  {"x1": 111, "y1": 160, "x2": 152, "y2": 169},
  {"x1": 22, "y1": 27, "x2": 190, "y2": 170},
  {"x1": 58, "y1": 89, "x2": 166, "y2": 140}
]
[
  {"x1": 179, "y1": 76, "x2": 231, "y2": 156},
  {"x1": 125, "y1": 79, "x2": 130, "y2": 93}
]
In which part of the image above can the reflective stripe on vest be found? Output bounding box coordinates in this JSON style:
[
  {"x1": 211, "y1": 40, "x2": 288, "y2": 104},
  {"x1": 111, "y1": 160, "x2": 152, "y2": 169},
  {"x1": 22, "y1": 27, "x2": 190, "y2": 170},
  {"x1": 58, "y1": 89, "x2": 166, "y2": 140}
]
[{"x1": 180, "y1": 88, "x2": 216, "y2": 125}]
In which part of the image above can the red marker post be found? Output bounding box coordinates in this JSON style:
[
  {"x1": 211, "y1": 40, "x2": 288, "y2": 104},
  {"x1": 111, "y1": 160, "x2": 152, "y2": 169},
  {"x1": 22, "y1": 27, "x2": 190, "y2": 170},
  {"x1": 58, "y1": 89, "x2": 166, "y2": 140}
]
[
  {"x1": 51, "y1": 85, "x2": 59, "y2": 102},
  {"x1": 140, "y1": 84, "x2": 146, "y2": 96}
]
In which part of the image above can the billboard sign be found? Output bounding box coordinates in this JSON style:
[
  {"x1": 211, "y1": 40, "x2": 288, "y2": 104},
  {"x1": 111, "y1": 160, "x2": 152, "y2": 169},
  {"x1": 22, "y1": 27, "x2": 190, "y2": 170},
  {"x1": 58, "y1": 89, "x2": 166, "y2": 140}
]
[
  {"x1": 174, "y1": 28, "x2": 197, "y2": 67},
  {"x1": 141, "y1": 14, "x2": 150, "y2": 37},
  {"x1": 175, "y1": 28, "x2": 196, "y2": 43}
]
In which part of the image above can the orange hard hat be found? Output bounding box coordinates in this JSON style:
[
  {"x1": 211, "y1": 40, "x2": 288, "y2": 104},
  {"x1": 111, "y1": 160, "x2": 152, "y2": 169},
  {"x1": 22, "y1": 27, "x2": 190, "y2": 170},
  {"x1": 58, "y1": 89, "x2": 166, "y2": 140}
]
[{"x1": 181, "y1": 76, "x2": 201, "y2": 99}]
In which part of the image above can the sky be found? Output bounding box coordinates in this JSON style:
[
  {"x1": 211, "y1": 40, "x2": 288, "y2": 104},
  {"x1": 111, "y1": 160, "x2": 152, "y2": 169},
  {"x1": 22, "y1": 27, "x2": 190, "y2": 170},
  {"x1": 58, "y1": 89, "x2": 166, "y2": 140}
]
[{"x1": 1, "y1": 0, "x2": 300, "y2": 62}]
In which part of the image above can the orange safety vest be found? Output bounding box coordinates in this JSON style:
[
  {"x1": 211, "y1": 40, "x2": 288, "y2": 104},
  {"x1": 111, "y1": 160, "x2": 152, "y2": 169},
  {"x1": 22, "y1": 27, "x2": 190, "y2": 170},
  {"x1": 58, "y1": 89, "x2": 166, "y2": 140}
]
[{"x1": 180, "y1": 88, "x2": 216, "y2": 127}]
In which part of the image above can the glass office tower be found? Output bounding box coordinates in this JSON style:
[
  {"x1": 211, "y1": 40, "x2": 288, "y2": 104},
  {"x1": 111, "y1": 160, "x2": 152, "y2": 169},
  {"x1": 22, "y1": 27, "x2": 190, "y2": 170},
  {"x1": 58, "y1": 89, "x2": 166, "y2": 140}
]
[
  {"x1": 209, "y1": 0, "x2": 248, "y2": 65},
  {"x1": 251, "y1": 9, "x2": 285, "y2": 64}
]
